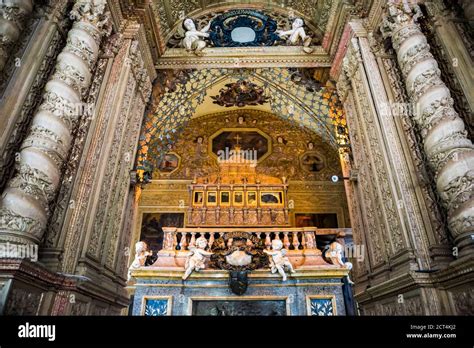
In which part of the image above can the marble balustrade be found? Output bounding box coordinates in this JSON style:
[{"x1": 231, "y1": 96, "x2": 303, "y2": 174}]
[{"x1": 151, "y1": 227, "x2": 350, "y2": 269}]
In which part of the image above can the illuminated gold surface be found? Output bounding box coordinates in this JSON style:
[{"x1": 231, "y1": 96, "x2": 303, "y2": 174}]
[{"x1": 207, "y1": 127, "x2": 273, "y2": 164}]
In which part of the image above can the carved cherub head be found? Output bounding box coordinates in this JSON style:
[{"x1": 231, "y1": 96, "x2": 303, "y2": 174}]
[
  {"x1": 196, "y1": 236, "x2": 208, "y2": 249},
  {"x1": 135, "y1": 241, "x2": 148, "y2": 254},
  {"x1": 329, "y1": 241, "x2": 343, "y2": 253},
  {"x1": 183, "y1": 18, "x2": 196, "y2": 31},
  {"x1": 271, "y1": 239, "x2": 283, "y2": 251},
  {"x1": 292, "y1": 18, "x2": 304, "y2": 29}
]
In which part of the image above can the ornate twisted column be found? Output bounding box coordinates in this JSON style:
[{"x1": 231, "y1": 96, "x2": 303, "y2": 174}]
[
  {"x1": 0, "y1": 0, "x2": 33, "y2": 71},
  {"x1": 382, "y1": 2, "x2": 474, "y2": 253},
  {"x1": 0, "y1": 0, "x2": 110, "y2": 245}
]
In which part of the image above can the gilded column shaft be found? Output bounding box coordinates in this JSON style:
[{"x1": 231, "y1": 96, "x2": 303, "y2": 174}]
[
  {"x1": 382, "y1": 3, "x2": 474, "y2": 251},
  {"x1": 0, "y1": 0, "x2": 110, "y2": 245},
  {"x1": 0, "y1": 0, "x2": 33, "y2": 71}
]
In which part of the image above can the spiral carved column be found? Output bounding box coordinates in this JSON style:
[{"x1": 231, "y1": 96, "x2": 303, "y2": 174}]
[
  {"x1": 0, "y1": 0, "x2": 33, "y2": 71},
  {"x1": 0, "y1": 0, "x2": 110, "y2": 245},
  {"x1": 382, "y1": 2, "x2": 474, "y2": 253}
]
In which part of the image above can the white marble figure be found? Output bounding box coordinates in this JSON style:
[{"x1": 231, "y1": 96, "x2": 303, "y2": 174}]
[
  {"x1": 276, "y1": 18, "x2": 313, "y2": 53},
  {"x1": 127, "y1": 241, "x2": 152, "y2": 281},
  {"x1": 264, "y1": 239, "x2": 295, "y2": 281},
  {"x1": 326, "y1": 241, "x2": 354, "y2": 285},
  {"x1": 182, "y1": 18, "x2": 211, "y2": 56},
  {"x1": 182, "y1": 237, "x2": 213, "y2": 280}
]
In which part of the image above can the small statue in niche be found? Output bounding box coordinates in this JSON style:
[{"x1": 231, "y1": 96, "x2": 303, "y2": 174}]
[
  {"x1": 264, "y1": 239, "x2": 295, "y2": 281},
  {"x1": 182, "y1": 18, "x2": 211, "y2": 56},
  {"x1": 127, "y1": 241, "x2": 153, "y2": 281},
  {"x1": 182, "y1": 237, "x2": 213, "y2": 280},
  {"x1": 195, "y1": 136, "x2": 203, "y2": 144},
  {"x1": 191, "y1": 135, "x2": 207, "y2": 173},
  {"x1": 326, "y1": 241, "x2": 354, "y2": 285},
  {"x1": 276, "y1": 136, "x2": 287, "y2": 145},
  {"x1": 276, "y1": 18, "x2": 313, "y2": 53}
]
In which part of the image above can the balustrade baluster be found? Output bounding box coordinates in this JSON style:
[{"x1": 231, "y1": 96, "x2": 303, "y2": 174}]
[
  {"x1": 173, "y1": 233, "x2": 178, "y2": 250},
  {"x1": 265, "y1": 233, "x2": 271, "y2": 249},
  {"x1": 301, "y1": 233, "x2": 307, "y2": 250},
  {"x1": 283, "y1": 232, "x2": 290, "y2": 249},
  {"x1": 163, "y1": 230, "x2": 173, "y2": 250},
  {"x1": 208, "y1": 232, "x2": 215, "y2": 248},
  {"x1": 180, "y1": 232, "x2": 188, "y2": 250},
  {"x1": 190, "y1": 232, "x2": 196, "y2": 247},
  {"x1": 292, "y1": 232, "x2": 300, "y2": 250},
  {"x1": 274, "y1": 232, "x2": 280, "y2": 240}
]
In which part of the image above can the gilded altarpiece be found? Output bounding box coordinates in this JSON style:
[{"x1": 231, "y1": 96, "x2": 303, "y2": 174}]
[{"x1": 135, "y1": 109, "x2": 349, "y2": 245}]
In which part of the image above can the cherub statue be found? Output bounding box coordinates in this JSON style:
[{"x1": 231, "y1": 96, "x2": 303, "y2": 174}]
[
  {"x1": 264, "y1": 239, "x2": 295, "y2": 281},
  {"x1": 326, "y1": 241, "x2": 354, "y2": 284},
  {"x1": 182, "y1": 236, "x2": 213, "y2": 280},
  {"x1": 181, "y1": 18, "x2": 211, "y2": 56},
  {"x1": 276, "y1": 18, "x2": 313, "y2": 53},
  {"x1": 127, "y1": 241, "x2": 153, "y2": 281}
]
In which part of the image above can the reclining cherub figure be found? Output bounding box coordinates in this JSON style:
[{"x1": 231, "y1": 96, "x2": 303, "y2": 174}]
[
  {"x1": 276, "y1": 18, "x2": 313, "y2": 53},
  {"x1": 264, "y1": 239, "x2": 295, "y2": 281}
]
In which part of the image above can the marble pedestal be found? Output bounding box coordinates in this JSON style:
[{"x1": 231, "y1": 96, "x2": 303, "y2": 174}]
[{"x1": 129, "y1": 268, "x2": 349, "y2": 316}]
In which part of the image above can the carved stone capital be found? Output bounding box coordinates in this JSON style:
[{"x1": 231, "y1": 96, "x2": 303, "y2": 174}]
[
  {"x1": 380, "y1": 2, "x2": 423, "y2": 41},
  {"x1": 342, "y1": 38, "x2": 362, "y2": 80}
]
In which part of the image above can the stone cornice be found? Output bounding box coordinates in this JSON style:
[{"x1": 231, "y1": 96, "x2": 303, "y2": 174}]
[
  {"x1": 131, "y1": 268, "x2": 349, "y2": 280},
  {"x1": 156, "y1": 46, "x2": 331, "y2": 69},
  {"x1": 0, "y1": 259, "x2": 77, "y2": 290}
]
